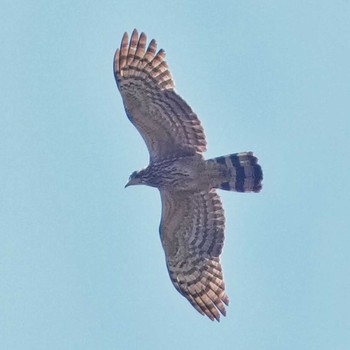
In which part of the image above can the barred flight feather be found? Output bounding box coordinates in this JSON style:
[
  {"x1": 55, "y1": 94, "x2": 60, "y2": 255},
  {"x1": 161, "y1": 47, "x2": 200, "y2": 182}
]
[{"x1": 114, "y1": 29, "x2": 207, "y2": 162}]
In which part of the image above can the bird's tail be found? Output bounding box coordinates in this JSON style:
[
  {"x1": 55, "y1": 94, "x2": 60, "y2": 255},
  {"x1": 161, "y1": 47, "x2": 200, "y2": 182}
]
[{"x1": 207, "y1": 152, "x2": 263, "y2": 192}]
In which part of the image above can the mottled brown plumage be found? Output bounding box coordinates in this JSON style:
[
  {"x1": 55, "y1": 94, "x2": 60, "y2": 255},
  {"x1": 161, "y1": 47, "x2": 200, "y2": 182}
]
[{"x1": 114, "y1": 29, "x2": 263, "y2": 321}]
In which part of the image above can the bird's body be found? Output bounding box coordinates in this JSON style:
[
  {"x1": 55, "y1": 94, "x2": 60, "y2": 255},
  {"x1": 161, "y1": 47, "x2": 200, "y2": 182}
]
[
  {"x1": 130, "y1": 153, "x2": 261, "y2": 193},
  {"x1": 130, "y1": 155, "x2": 206, "y2": 191},
  {"x1": 114, "y1": 29, "x2": 263, "y2": 321}
]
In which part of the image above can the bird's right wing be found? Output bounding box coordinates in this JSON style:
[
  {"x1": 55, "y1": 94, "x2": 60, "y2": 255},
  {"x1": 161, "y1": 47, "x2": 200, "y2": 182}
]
[
  {"x1": 159, "y1": 189, "x2": 229, "y2": 321},
  {"x1": 114, "y1": 30, "x2": 207, "y2": 162}
]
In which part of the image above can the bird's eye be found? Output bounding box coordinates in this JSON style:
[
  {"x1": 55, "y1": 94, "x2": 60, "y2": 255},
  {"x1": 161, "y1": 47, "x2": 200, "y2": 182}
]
[{"x1": 130, "y1": 171, "x2": 138, "y2": 179}]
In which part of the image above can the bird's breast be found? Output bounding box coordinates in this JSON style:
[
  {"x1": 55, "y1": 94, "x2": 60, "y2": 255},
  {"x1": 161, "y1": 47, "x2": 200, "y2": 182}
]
[{"x1": 146, "y1": 157, "x2": 206, "y2": 191}]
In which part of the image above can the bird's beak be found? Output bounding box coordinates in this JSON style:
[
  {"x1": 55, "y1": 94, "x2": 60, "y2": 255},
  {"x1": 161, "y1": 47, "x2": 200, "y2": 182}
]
[
  {"x1": 124, "y1": 181, "x2": 130, "y2": 188},
  {"x1": 124, "y1": 178, "x2": 141, "y2": 188}
]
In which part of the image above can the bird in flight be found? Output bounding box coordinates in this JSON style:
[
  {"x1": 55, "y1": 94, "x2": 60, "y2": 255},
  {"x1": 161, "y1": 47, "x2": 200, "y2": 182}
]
[{"x1": 113, "y1": 29, "x2": 263, "y2": 321}]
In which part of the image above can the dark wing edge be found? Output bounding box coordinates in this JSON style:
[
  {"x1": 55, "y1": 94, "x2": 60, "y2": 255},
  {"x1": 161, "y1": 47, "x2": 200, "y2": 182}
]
[
  {"x1": 160, "y1": 189, "x2": 229, "y2": 321},
  {"x1": 113, "y1": 29, "x2": 207, "y2": 161}
]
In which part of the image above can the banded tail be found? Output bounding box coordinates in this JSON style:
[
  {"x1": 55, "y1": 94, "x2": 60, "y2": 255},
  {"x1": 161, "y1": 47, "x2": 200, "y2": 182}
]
[{"x1": 208, "y1": 152, "x2": 263, "y2": 193}]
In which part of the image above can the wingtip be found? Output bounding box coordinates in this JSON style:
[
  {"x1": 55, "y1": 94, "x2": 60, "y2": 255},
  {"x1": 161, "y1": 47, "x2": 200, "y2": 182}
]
[
  {"x1": 122, "y1": 31, "x2": 129, "y2": 43},
  {"x1": 130, "y1": 28, "x2": 139, "y2": 46},
  {"x1": 113, "y1": 48, "x2": 120, "y2": 76},
  {"x1": 139, "y1": 31, "x2": 147, "y2": 41},
  {"x1": 157, "y1": 48, "x2": 166, "y2": 58}
]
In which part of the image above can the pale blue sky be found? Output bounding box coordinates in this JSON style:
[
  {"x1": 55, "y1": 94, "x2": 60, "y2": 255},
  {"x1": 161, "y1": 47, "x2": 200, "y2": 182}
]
[{"x1": 1, "y1": 1, "x2": 350, "y2": 349}]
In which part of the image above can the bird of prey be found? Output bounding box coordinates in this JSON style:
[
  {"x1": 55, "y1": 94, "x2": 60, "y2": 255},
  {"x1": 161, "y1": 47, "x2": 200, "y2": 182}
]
[{"x1": 113, "y1": 29, "x2": 263, "y2": 321}]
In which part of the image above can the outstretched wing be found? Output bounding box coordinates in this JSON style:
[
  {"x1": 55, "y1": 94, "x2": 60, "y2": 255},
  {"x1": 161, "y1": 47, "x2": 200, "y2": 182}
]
[
  {"x1": 114, "y1": 29, "x2": 207, "y2": 162},
  {"x1": 159, "y1": 189, "x2": 229, "y2": 321}
]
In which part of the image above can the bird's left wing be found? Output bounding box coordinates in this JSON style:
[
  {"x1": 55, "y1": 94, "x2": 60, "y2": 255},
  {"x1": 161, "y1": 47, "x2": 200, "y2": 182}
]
[
  {"x1": 114, "y1": 29, "x2": 207, "y2": 162},
  {"x1": 159, "y1": 189, "x2": 229, "y2": 321}
]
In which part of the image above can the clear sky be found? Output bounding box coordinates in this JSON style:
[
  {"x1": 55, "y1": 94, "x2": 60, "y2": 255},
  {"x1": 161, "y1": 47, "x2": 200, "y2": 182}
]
[{"x1": 1, "y1": 1, "x2": 349, "y2": 349}]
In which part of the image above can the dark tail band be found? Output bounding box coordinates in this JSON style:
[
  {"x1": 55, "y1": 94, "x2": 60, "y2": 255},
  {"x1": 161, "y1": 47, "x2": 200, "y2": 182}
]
[{"x1": 211, "y1": 152, "x2": 263, "y2": 192}]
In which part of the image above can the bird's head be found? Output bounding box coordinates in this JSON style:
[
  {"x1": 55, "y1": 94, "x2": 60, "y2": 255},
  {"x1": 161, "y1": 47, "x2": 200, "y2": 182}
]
[{"x1": 125, "y1": 170, "x2": 144, "y2": 188}]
